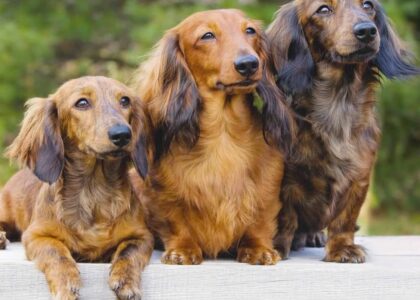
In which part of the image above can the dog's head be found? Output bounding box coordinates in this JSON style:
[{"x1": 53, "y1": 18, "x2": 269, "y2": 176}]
[
  {"x1": 135, "y1": 9, "x2": 294, "y2": 158},
  {"x1": 172, "y1": 9, "x2": 268, "y2": 95},
  {"x1": 268, "y1": 0, "x2": 419, "y2": 95},
  {"x1": 6, "y1": 76, "x2": 149, "y2": 184}
]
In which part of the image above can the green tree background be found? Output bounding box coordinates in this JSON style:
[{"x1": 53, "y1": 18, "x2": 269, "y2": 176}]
[{"x1": 0, "y1": 0, "x2": 419, "y2": 234}]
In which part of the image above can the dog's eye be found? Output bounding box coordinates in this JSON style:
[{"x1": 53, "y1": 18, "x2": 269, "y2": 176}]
[
  {"x1": 75, "y1": 98, "x2": 90, "y2": 109},
  {"x1": 120, "y1": 96, "x2": 130, "y2": 108},
  {"x1": 362, "y1": 1, "x2": 374, "y2": 10},
  {"x1": 201, "y1": 32, "x2": 215, "y2": 40},
  {"x1": 316, "y1": 5, "x2": 333, "y2": 14},
  {"x1": 246, "y1": 27, "x2": 256, "y2": 35}
]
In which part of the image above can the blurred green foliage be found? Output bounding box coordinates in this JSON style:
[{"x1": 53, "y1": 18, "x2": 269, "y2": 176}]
[
  {"x1": 0, "y1": 0, "x2": 419, "y2": 232},
  {"x1": 374, "y1": 0, "x2": 420, "y2": 213}
]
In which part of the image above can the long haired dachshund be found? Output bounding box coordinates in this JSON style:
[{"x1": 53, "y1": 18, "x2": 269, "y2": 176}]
[
  {"x1": 0, "y1": 76, "x2": 153, "y2": 299},
  {"x1": 132, "y1": 9, "x2": 293, "y2": 265},
  {"x1": 267, "y1": 0, "x2": 419, "y2": 262}
]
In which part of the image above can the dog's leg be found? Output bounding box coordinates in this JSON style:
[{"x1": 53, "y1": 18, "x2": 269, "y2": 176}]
[
  {"x1": 238, "y1": 224, "x2": 281, "y2": 265},
  {"x1": 238, "y1": 198, "x2": 281, "y2": 265},
  {"x1": 161, "y1": 232, "x2": 203, "y2": 265},
  {"x1": 157, "y1": 212, "x2": 203, "y2": 265},
  {"x1": 23, "y1": 235, "x2": 81, "y2": 300},
  {"x1": 324, "y1": 180, "x2": 369, "y2": 263},
  {"x1": 109, "y1": 237, "x2": 153, "y2": 300},
  {"x1": 273, "y1": 203, "x2": 298, "y2": 259}
]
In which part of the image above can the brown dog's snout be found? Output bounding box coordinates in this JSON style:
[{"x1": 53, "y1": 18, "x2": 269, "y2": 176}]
[
  {"x1": 353, "y1": 22, "x2": 377, "y2": 43},
  {"x1": 108, "y1": 124, "x2": 132, "y2": 148},
  {"x1": 234, "y1": 55, "x2": 259, "y2": 77}
]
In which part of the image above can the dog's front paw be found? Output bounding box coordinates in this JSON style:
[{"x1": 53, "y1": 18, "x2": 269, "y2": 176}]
[
  {"x1": 0, "y1": 231, "x2": 8, "y2": 250},
  {"x1": 237, "y1": 246, "x2": 281, "y2": 265},
  {"x1": 324, "y1": 243, "x2": 366, "y2": 263},
  {"x1": 109, "y1": 261, "x2": 142, "y2": 300},
  {"x1": 109, "y1": 276, "x2": 141, "y2": 300},
  {"x1": 161, "y1": 247, "x2": 203, "y2": 265},
  {"x1": 53, "y1": 287, "x2": 80, "y2": 300},
  {"x1": 51, "y1": 267, "x2": 81, "y2": 300}
]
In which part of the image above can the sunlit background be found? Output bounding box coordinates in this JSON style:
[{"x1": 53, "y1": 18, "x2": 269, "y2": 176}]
[{"x1": 0, "y1": 0, "x2": 419, "y2": 234}]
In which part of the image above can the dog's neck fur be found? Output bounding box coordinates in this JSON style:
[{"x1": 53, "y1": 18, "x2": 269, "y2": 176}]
[
  {"x1": 55, "y1": 144, "x2": 132, "y2": 229},
  {"x1": 296, "y1": 62, "x2": 378, "y2": 141},
  {"x1": 198, "y1": 89, "x2": 258, "y2": 139},
  {"x1": 290, "y1": 62, "x2": 380, "y2": 166}
]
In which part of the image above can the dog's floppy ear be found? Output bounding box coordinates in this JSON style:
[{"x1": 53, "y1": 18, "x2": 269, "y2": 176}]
[
  {"x1": 373, "y1": 5, "x2": 420, "y2": 78},
  {"x1": 267, "y1": 3, "x2": 315, "y2": 96},
  {"x1": 134, "y1": 31, "x2": 201, "y2": 161},
  {"x1": 257, "y1": 31, "x2": 295, "y2": 155},
  {"x1": 130, "y1": 97, "x2": 149, "y2": 179},
  {"x1": 6, "y1": 98, "x2": 64, "y2": 184}
]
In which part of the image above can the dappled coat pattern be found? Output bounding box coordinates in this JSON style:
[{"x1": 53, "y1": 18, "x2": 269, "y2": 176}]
[{"x1": 267, "y1": 0, "x2": 419, "y2": 262}]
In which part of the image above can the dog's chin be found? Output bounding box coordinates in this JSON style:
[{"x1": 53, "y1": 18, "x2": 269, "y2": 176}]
[
  {"x1": 216, "y1": 79, "x2": 258, "y2": 94},
  {"x1": 331, "y1": 47, "x2": 378, "y2": 64}
]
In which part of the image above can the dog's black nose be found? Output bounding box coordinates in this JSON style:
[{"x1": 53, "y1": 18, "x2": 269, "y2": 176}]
[
  {"x1": 234, "y1": 55, "x2": 259, "y2": 77},
  {"x1": 354, "y1": 22, "x2": 377, "y2": 43},
  {"x1": 108, "y1": 124, "x2": 132, "y2": 148}
]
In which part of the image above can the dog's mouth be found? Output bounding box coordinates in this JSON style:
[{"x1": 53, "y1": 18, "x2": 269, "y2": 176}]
[
  {"x1": 332, "y1": 47, "x2": 378, "y2": 64},
  {"x1": 95, "y1": 150, "x2": 129, "y2": 160},
  {"x1": 216, "y1": 79, "x2": 258, "y2": 90}
]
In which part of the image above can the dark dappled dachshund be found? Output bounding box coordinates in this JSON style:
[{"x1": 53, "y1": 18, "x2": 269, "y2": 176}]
[
  {"x1": 267, "y1": 0, "x2": 419, "y2": 262},
  {"x1": 0, "y1": 76, "x2": 153, "y2": 300},
  {"x1": 131, "y1": 9, "x2": 293, "y2": 265}
]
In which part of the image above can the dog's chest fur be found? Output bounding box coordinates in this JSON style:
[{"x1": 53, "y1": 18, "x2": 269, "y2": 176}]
[
  {"x1": 282, "y1": 67, "x2": 380, "y2": 230},
  {"x1": 154, "y1": 96, "x2": 273, "y2": 255},
  {"x1": 51, "y1": 159, "x2": 137, "y2": 259}
]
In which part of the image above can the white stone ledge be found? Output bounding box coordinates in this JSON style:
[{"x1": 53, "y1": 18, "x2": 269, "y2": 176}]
[{"x1": 0, "y1": 236, "x2": 419, "y2": 300}]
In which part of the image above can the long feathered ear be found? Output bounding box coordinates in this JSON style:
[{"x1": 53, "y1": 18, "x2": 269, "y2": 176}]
[
  {"x1": 267, "y1": 3, "x2": 315, "y2": 95},
  {"x1": 130, "y1": 97, "x2": 150, "y2": 180},
  {"x1": 133, "y1": 31, "x2": 201, "y2": 161},
  {"x1": 373, "y1": 5, "x2": 420, "y2": 78},
  {"x1": 257, "y1": 30, "x2": 295, "y2": 155},
  {"x1": 5, "y1": 98, "x2": 64, "y2": 184}
]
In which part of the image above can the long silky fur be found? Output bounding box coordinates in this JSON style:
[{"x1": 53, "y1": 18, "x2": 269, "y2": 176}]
[
  {"x1": 267, "y1": 0, "x2": 419, "y2": 261},
  {"x1": 373, "y1": 5, "x2": 420, "y2": 78},
  {"x1": 132, "y1": 10, "x2": 291, "y2": 263},
  {"x1": 5, "y1": 98, "x2": 64, "y2": 184},
  {"x1": 267, "y1": 3, "x2": 315, "y2": 96},
  {"x1": 1, "y1": 77, "x2": 154, "y2": 299},
  {"x1": 134, "y1": 33, "x2": 201, "y2": 161}
]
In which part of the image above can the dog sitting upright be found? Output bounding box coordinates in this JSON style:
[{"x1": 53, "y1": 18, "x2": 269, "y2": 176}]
[
  {"x1": 267, "y1": 0, "x2": 419, "y2": 262},
  {"x1": 0, "y1": 76, "x2": 152, "y2": 300},
  {"x1": 132, "y1": 9, "x2": 293, "y2": 265}
]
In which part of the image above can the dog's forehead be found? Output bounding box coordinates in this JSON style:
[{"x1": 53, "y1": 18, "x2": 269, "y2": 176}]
[
  {"x1": 55, "y1": 76, "x2": 131, "y2": 99},
  {"x1": 297, "y1": 0, "x2": 368, "y2": 9},
  {"x1": 177, "y1": 9, "x2": 252, "y2": 32}
]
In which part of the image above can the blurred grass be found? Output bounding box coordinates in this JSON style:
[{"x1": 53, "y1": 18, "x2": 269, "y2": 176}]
[
  {"x1": 0, "y1": 0, "x2": 419, "y2": 234},
  {"x1": 369, "y1": 212, "x2": 420, "y2": 235}
]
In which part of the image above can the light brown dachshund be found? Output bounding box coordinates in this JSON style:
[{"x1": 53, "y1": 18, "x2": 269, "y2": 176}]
[
  {"x1": 132, "y1": 9, "x2": 294, "y2": 265},
  {"x1": 267, "y1": 0, "x2": 419, "y2": 262},
  {"x1": 0, "y1": 76, "x2": 153, "y2": 300}
]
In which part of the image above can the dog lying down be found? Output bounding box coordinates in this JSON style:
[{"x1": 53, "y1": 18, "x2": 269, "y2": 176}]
[{"x1": 0, "y1": 76, "x2": 153, "y2": 300}]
